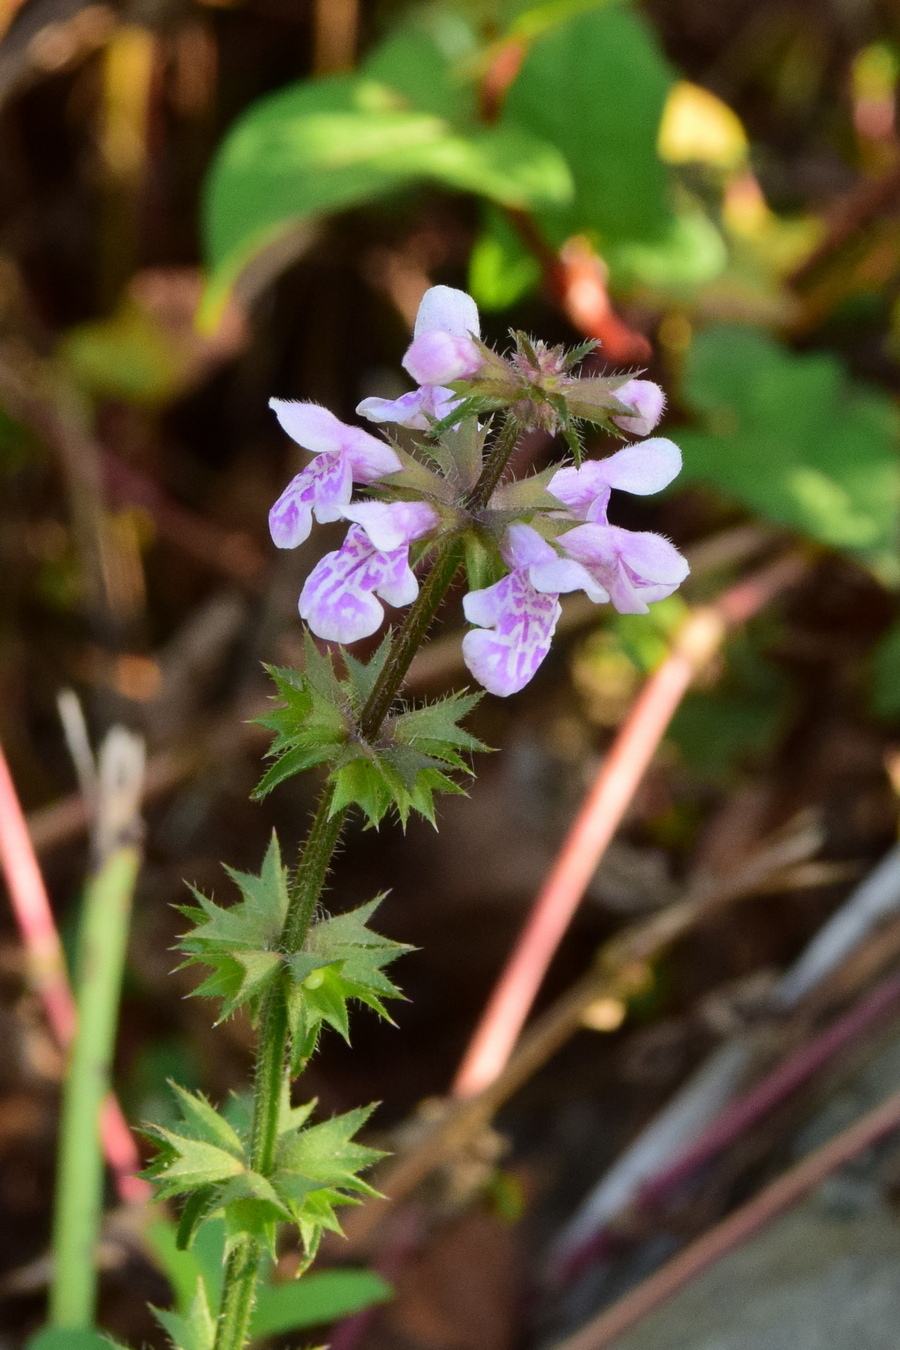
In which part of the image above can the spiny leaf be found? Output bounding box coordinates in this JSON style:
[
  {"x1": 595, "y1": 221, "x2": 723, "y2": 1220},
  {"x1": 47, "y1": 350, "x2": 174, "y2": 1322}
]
[
  {"x1": 167, "y1": 1085, "x2": 245, "y2": 1157},
  {"x1": 267, "y1": 1104, "x2": 387, "y2": 1259},
  {"x1": 284, "y1": 897, "x2": 409, "y2": 1069},
  {"x1": 341, "y1": 634, "x2": 392, "y2": 712},
  {"x1": 143, "y1": 1130, "x2": 246, "y2": 1198},
  {"x1": 390, "y1": 692, "x2": 487, "y2": 756},
  {"x1": 329, "y1": 757, "x2": 395, "y2": 826},
  {"x1": 153, "y1": 1277, "x2": 215, "y2": 1350},
  {"x1": 178, "y1": 835, "x2": 290, "y2": 1019}
]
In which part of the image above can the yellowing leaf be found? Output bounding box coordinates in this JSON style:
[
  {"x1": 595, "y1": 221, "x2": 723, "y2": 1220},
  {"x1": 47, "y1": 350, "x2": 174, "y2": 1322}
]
[{"x1": 657, "y1": 81, "x2": 748, "y2": 169}]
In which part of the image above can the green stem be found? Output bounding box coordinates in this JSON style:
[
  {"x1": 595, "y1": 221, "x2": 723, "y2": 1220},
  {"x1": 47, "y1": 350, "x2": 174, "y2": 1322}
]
[
  {"x1": 464, "y1": 411, "x2": 518, "y2": 510},
  {"x1": 213, "y1": 415, "x2": 524, "y2": 1350},
  {"x1": 360, "y1": 536, "x2": 465, "y2": 738},
  {"x1": 214, "y1": 799, "x2": 343, "y2": 1350},
  {"x1": 213, "y1": 1238, "x2": 263, "y2": 1350},
  {"x1": 49, "y1": 846, "x2": 140, "y2": 1328}
]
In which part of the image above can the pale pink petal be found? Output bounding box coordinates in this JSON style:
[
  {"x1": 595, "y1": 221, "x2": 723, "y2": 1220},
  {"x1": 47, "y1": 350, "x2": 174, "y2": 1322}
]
[
  {"x1": 594, "y1": 439, "x2": 682, "y2": 496},
  {"x1": 269, "y1": 400, "x2": 352, "y2": 454},
  {"x1": 268, "y1": 474, "x2": 314, "y2": 548},
  {"x1": 414, "y1": 286, "x2": 481, "y2": 340},
  {"x1": 341, "y1": 500, "x2": 438, "y2": 552},
  {"x1": 298, "y1": 524, "x2": 423, "y2": 642},
  {"x1": 268, "y1": 449, "x2": 352, "y2": 545},
  {"x1": 373, "y1": 551, "x2": 419, "y2": 608},
  {"x1": 309, "y1": 449, "x2": 354, "y2": 523},
  {"x1": 299, "y1": 531, "x2": 386, "y2": 643},
  {"x1": 501, "y1": 523, "x2": 598, "y2": 597},
  {"x1": 529, "y1": 554, "x2": 605, "y2": 599},
  {"x1": 341, "y1": 433, "x2": 402, "y2": 483},
  {"x1": 462, "y1": 570, "x2": 561, "y2": 697},
  {"x1": 548, "y1": 463, "x2": 613, "y2": 520},
  {"x1": 269, "y1": 397, "x2": 398, "y2": 483},
  {"x1": 403, "y1": 330, "x2": 482, "y2": 386},
  {"x1": 617, "y1": 527, "x2": 690, "y2": 588},
  {"x1": 560, "y1": 523, "x2": 688, "y2": 615},
  {"x1": 502, "y1": 522, "x2": 559, "y2": 570},
  {"x1": 549, "y1": 439, "x2": 682, "y2": 524},
  {"x1": 356, "y1": 390, "x2": 434, "y2": 430},
  {"x1": 611, "y1": 379, "x2": 665, "y2": 437},
  {"x1": 358, "y1": 385, "x2": 464, "y2": 429},
  {"x1": 462, "y1": 576, "x2": 508, "y2": 629}
]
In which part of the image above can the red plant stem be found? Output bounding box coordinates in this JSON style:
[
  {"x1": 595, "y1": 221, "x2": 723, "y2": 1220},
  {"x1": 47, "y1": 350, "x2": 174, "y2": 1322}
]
[
  {"x1": 551, "y1": 1086, "x2": 900, "y2": 1350},
  {"x1": 0, "y1": 742, "x2": 149, "y2": 1202},
  {"x1": 452, "y1": 552, "x2": 807, "y2": 1100}
]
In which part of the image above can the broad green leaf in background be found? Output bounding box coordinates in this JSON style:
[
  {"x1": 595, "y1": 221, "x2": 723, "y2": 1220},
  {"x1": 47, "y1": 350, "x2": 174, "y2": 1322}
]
[
  {"x1": 26, "y1": 1333, "x2": 127, "y2": 1350},
  {"x1": 250, "y1": 1268, "x2": 392, "y2": 1337},
  {"x1": 501, "y1": 4, "x2": 675, "y2": 248},
  {"x1": 362, "y1": 6, "x2": 480, "y2": 125},
  {"x1": 202, "y1": 74, "x2": 571, "y2": 326},
  {"x1": 668, "y1": 629, "x2": 789, "y2": 782},
  {"x1": 469, "y1": 205, "x2": 541, "y2": 311},
  {"x1": 678, "y1": 325, "x2": 900, "y2": 582}
]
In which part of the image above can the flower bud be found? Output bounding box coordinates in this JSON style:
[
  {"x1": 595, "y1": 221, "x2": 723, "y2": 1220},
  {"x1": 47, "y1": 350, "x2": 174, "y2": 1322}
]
[
  {"x1": 402, "y1": 329, "x2": 483, "y2": 386},
  {"x1": 611, "y1": 379, "x2": 665, "y2": 437}
]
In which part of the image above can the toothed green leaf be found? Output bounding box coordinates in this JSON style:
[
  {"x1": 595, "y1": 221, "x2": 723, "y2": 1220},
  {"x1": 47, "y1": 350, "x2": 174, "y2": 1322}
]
[
  {"x1": 143, "y1": 1130, "x2": 246, "y2": 1198},
  {"x1": 153, "y1": 1278, "x2": 216, "y2": 1350},
  {"x1": 283, "y1": 897, "x2": 409, "y2": 1069},
  {"x1": 178, "y1": 834, "x2": 291, "y2": 1020}
]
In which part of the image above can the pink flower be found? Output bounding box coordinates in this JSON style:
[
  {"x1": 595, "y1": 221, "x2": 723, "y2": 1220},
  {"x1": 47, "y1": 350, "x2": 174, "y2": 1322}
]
[
  {"x1": 356, "y1": 385, "x2": 459, "y2": 432},
  {"x1": 549, "y1": 439, "x2": 682, "y2": 523},
  {"x1": 462, "y1": 525, "x2": 591, "y2": 697},
  {"x1": 298, "y1": 501, "x2": 438, "y2": 644},
  {"x1": 268, "y1": 401, "x2": 401, "y2": 548},
  {"x1": 611, "y1": 379, "x2": 666, "y2": 437},
  {"x1": 558, "y1": 523, "x2": 689, "y2": 615},
  {"x1": 403, "y1": 329, "x2": 483, "y2": 386},
  {"x1": 357, "y1": 286, "x2": 482, "y2": 431}
]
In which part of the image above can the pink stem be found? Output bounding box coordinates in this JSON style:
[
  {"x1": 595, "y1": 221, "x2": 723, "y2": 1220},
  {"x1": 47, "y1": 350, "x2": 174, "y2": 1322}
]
[
  {"x1": 0, "y1": 742, "x2": 150, "y2": 1202},
  {"x1": 452, "y1": 554, "x2": 806, "y2": 1100}
]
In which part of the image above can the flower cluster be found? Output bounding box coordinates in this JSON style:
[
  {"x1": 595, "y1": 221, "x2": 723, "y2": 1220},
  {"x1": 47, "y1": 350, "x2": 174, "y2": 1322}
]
[{"x1": 267, "y1": 287, "x2": 688, "y2": 697}]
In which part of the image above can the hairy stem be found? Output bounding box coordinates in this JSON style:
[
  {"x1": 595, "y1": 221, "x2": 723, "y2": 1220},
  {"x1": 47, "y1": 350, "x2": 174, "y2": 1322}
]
[
  {"x1": 464, "y1": 411, "x2": 518, "y2": 510},
  {"x1": 213, "y1": 415, "x2": 523, "y2": 1350}
]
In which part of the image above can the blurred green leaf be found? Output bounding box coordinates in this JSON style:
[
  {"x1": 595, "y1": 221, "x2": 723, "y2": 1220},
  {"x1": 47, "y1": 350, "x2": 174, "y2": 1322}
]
[
  {"x1": 202, "y1": 74, "x2": 570, "y2": 325},
  {"x1": 605, "y1": 205, "x2": 728, "y2": 290},
  {"x1": 147, "y1": 1214, "x2": 390, "y2": 1337},
  {"x1": 468, "y1": 206, "x2": 541, "y2": 310},
  {"x1": 61, "y1": 304, "x2": 185, "y2": 406},
  {"x1": 678, "y1": 326, "x2": 900, "y2": 581},
  {"x1": 362, "y1": 7, "x2": 480, "y2": 124},
  {"x1": 501, "y1": 4, "x2": 675, "y2": 248},
  {"x1": 250, "y1": 1268, "x2": 392, "y2": 1337},
  {"x1": 669, "y1": 632, "x2": 788, "y2": 781},
  {"x1": 0, "y1": 406, "x2": 36, "y2": 474},
  {"x1": 26, "y1": 1333, "x2": 127, "y2": 1350},
  {"x1": 153, "y1": 1278, "x2": 215, "y2": 1350}
]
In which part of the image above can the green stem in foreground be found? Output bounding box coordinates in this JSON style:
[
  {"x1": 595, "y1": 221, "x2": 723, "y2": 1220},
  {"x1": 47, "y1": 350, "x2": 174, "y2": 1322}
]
[
  {"x1": 213, "y1": 417, "x2": 523, "y2": 1350},
  {"x1": 49, "y1": 846, "x2": 141, "y2": 1328}
]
